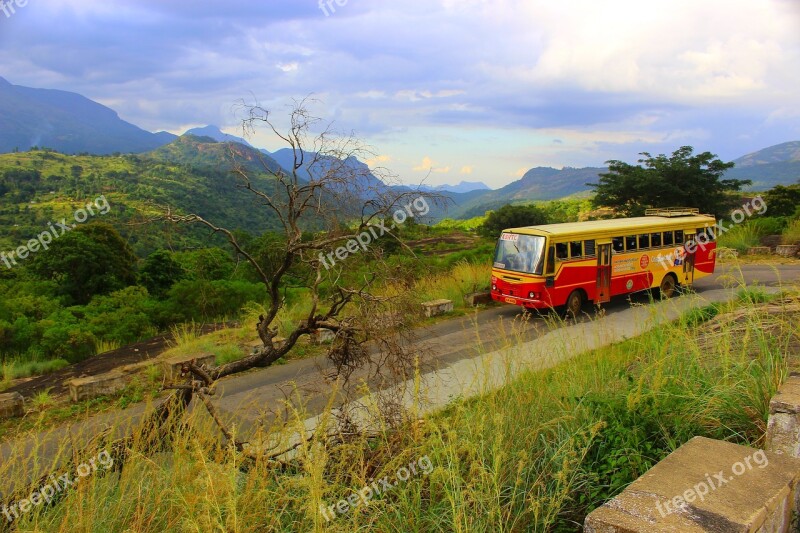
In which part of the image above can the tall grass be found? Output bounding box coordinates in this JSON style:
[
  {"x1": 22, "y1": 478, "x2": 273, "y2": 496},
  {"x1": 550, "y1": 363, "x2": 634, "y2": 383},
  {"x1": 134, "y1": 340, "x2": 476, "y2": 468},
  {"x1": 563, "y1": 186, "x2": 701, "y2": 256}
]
[
  {"x1": 8, "y1": 289, "x2": 795, "y2": 532},
  {"x1": 0, "y1": 357, "x2": 69, "y2": 383},
  {"x1": 783, "y1": 219, "x2": 800, "y2": 245},
  {"x1": 717, "y1": 221, "x2": 763, "y2": 252}
]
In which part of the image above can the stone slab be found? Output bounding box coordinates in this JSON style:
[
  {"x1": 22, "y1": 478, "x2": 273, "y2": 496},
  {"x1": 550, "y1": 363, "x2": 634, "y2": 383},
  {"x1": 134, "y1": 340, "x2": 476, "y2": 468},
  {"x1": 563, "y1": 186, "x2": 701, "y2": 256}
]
[
  {"x1": 584, "y1": 436, "x2": 800, "y2": 533},
  {"x1": 464, "y1": 291, "x2": 492, "y2": 307},
  {"x1": 421, "y1": 299, "x2": 454, "y2": 318},
  {"x1": 747, "y1": 247, "x2": 772, "y2": 255},
  {"x1": 67, "y1": 371, "x2": 129, "y2": 403},
  {"x1": 767, "y1": 375, "x2": 800, "y2": 457},
  {"x1": 161, "y1": 352, "x2": 217, "y2": 382},
  {"x1": 775, "y1": 245, "x2": 799, "y2": 258},
  {"x1": 0, "y1": 392, "x2": 24, "y2": 418}
]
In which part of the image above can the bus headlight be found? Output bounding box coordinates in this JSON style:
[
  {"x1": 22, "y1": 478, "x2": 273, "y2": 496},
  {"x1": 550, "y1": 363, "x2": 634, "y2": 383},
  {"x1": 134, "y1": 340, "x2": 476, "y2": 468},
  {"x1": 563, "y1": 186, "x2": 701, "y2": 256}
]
[{"x1": 529, "y1": 291, "x2": 537, "y2": 299}]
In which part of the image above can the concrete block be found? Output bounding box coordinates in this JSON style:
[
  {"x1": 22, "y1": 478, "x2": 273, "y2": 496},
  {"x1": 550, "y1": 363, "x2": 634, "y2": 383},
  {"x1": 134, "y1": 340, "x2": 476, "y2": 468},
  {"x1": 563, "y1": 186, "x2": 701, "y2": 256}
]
[
  {"x1": 421, "y1": 299, "x2": 454, "y2": 318},
  {"x1": 464, "y1": 291, "x2": 492, "y2": 307},
  {"x1": 162, "y1": 352, "x2": 217, "y2": 382},
  {"x1": 311, "y1": 329, "x2": 336, "y2": 345},
  {"x1": 67, "y1": 371, "x2": 129, "y2": 403},
  {"x1": 747, "y1": 247, "x2": 771, "y2": 255},
  {"x1": 584, "y1": 436, "x2": 800, "y2": 533},
  {"x1": 775, "y1": 245, "x2": 799, "y2": 258},
  {"x1": 0, "y1": 392, "x2": 24, "y2": 418},
  {"x1": 767, "y1": 375, "x2": 800, "y2": 457}
]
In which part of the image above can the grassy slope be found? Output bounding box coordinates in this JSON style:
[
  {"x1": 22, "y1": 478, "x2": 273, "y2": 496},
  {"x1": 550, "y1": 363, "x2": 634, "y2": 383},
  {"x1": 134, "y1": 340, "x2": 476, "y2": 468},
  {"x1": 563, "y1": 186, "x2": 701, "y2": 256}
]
[
  {"x1": 0, "y1": 147, "x2": 285, "y2": 255},
  {"x1": 7, "y1": 286, "x2": 796, "y2": 532}
]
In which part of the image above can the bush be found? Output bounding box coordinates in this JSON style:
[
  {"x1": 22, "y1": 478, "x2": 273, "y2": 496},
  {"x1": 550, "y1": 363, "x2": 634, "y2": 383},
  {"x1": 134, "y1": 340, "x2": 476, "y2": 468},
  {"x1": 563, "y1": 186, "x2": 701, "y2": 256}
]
[
  {"x1": 783, "y1": 219, "x2": 800, "y2": 245},
  {"x1": 479, "y1": 204, "x2": 549, "y2": 238}
]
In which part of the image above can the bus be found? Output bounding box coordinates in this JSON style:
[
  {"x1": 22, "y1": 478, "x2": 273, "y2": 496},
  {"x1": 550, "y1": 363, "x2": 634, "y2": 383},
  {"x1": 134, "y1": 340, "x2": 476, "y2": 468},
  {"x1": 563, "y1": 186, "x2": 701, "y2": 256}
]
[{"x1": 490, "y1": 208, "x2": 717, "y2": 316}]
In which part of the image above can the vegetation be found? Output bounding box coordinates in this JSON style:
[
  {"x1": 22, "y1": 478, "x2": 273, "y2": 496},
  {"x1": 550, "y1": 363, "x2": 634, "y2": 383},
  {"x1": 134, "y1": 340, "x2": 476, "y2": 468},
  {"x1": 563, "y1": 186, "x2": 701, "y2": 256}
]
[
  {"x1": 761, "y1": 182, "x2": 800, "y2": 218},
  {"x1": 591, "y1": 146, "x2": 748, "y2": 217},
  {"x1": 7, "y1": 286, "x2": 795, "y2": 531},
  {"x1": 479, "y1": 203, "x2": 549, "y2": 237}
]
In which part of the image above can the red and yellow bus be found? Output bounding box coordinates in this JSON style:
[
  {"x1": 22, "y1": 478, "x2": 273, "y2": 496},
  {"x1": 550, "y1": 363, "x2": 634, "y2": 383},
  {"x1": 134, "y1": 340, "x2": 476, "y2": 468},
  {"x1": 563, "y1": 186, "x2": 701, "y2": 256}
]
[{"x1": 490, "y1": 208, "x2": 717, "y2": 316}]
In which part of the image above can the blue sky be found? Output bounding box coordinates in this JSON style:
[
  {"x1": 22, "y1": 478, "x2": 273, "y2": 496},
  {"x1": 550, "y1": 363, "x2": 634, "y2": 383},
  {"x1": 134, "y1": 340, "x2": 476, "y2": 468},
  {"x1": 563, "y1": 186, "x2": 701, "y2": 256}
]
[{"x1": 0, "y1": 0, "x2": 798, "y2": 188}]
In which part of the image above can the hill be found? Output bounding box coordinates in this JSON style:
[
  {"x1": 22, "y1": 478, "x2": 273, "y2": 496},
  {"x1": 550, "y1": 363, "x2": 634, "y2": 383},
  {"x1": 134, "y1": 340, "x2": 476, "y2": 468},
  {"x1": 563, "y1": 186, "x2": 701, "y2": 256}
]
[
  {"x1": 725, "y1": 141, "x2": 800, "y2": 190},
  {"x1": 147, "y1": 134, "x2": 287, "y2": 176},
  {"x1": 0, "y1": 77, "x2": 174, "y2": 155},
  {"x1": 447, "y1": 166, "x2": 605, "y2": 218},
  {"x1": 183, "y1": 125, "x2": 254, "y2": 148},
  {"x1": 0, "y1": 147, "x2": 287, "y2": 256}
]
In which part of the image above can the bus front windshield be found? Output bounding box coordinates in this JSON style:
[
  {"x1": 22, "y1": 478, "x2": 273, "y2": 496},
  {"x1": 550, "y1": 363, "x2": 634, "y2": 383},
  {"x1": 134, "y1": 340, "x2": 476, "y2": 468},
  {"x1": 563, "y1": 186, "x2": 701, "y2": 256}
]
[{"x1": 493, "y1": 233, "x2": 546, "y2": 275}]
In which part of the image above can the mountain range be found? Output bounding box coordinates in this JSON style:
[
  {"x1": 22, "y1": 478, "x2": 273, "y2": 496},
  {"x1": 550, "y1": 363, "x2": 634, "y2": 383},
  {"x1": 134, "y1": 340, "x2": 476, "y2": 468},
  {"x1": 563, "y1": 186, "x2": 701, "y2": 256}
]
[{"x1": 0, "y1": 76, "x2": 798, "y2": 220}]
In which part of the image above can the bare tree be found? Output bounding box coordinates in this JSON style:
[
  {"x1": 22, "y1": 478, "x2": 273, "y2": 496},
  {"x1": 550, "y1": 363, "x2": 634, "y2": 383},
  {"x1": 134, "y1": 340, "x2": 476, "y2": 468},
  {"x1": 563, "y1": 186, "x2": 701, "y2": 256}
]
[{"x1": 161, "y1": 100, "x2": 445, "y2": 448}]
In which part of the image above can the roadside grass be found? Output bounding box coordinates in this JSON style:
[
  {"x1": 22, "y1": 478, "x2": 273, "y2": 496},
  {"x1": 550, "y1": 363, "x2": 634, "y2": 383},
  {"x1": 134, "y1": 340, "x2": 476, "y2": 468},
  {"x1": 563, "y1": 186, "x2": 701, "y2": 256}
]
[
  {"x1": 783, "y1": 219, "x2": 800, "y2": 245},
  {"x1": 9, "y1": 286, "x2": 797, "y2": 532},
  {"x1": 717, "y1": 221, "x2": 763, "y2": 252},
  {"x1": 0, "y1": 357, "x2": 69, "y2": 385}
]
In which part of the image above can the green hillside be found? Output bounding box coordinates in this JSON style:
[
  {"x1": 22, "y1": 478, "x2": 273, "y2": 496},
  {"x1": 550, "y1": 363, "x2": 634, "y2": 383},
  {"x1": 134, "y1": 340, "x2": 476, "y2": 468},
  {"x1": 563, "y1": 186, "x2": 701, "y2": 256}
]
[{"x1": 0, "y1": 143, "x2": 287, "y2": 255}]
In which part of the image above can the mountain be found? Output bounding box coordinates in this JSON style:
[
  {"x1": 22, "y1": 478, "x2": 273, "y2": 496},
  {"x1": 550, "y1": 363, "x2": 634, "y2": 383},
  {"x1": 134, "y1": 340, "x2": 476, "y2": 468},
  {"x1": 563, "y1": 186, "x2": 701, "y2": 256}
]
[
  {"x1": 415, "y1": 181, "x2": 491, "y2": 194},
  {"x1": 733, "y1": 141, "x2": 800, "y2": 167},
  {"x1": 446, "y1": 166, "x2": 605, "y2": 218},
  {"x1": 268, "y1": 147, "x2": 388, "y2": 196},
  {"x1": 146, "y1": 134, "x2": 287, "y2": 176},
  {"x1": 183, "y1": 125, "x2": 254, "y2": 148},
  {"x1": 0, "y1": 76, "x2": 174, "y2": 154},
  {"x1": 724, "y1": 141, "x2": 800, "y2": 190}
]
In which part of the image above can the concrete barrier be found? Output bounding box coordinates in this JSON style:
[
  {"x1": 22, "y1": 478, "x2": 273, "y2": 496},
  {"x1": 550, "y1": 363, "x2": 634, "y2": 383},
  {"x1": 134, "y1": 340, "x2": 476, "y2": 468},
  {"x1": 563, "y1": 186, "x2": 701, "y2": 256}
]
[
  {"x1": 162, "y1": 353, "x2": 217, "y2": 382},
  {"x1": 464, "y1": 291, "x2": 492, "y2": 307},
  {"x1": 767, "y1": 374, "x2": 800, "y2": 457},
  {"x1": 747, "y1": 246, "x2": 772, "y2": 255},
  {"x1": 775, "y1": 245, "x2": 799, "y2": 258},
  {"x1": 310, "y1": 329, "x2": 335, "y2": 345},
  {"x1": 584, "y1": 436, "x2": 800, "y2": 532},
  {"x1": 421, "y1": 299, "x2": 454, "y2": 318},
  {"x1": 0, "y1": 392, "x2": 24, "y2": 418},
  {"x1": 67, "y1": 371, "x2": 129, "y2": 403}
]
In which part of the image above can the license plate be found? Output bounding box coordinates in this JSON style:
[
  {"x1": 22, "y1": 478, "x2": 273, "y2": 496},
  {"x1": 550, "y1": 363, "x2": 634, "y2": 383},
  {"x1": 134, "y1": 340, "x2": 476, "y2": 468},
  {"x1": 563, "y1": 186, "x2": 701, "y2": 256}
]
[{"x1": 504, "y1": 297, "x2": 516, "y2": 304}]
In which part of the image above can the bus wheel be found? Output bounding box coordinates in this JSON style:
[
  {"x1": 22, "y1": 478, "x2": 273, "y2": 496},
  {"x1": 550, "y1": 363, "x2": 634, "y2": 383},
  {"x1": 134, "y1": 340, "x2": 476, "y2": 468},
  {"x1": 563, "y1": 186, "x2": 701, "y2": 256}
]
[
  {"x1": 659, "y1": 274, "x2": 677, "y2": 299},
  {"x1": 565, "y1": 290, "x2": 584, "y2": 318}
]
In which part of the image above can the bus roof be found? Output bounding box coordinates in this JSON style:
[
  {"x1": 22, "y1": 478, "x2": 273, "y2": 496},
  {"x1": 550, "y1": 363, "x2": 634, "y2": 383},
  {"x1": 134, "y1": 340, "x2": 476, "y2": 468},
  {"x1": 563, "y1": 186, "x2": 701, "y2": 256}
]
[{"x1": 504, "y1": 215, "x2": 716, "y2": 239}]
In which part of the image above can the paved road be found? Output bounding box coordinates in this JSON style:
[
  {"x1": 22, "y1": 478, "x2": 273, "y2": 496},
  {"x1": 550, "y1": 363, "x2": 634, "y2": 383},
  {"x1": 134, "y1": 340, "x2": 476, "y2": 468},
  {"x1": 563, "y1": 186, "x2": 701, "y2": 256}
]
[{"x1": 2, "y1": 263, "x2": 798, "y2": 498}]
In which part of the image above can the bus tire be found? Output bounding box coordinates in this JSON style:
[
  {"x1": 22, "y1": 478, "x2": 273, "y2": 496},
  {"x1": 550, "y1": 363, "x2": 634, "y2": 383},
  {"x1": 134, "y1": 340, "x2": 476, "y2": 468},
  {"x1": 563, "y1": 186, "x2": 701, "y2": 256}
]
[
  {"x1": 565, "y1": 290, "x2": 584, "y2": 318},
  {"x1": 659, "y1": 274, "x2": 677, "y2": 299}
]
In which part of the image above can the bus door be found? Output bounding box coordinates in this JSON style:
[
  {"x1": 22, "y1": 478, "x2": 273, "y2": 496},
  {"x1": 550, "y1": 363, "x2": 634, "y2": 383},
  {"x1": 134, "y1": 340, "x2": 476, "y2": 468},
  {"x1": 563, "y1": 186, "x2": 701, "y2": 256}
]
[
  {"x1": 596, "y1": 239, "x2": 612, "y2": 304},
  {"x1": 683, "y1": 231, "x2": 696, "y2": 284}
]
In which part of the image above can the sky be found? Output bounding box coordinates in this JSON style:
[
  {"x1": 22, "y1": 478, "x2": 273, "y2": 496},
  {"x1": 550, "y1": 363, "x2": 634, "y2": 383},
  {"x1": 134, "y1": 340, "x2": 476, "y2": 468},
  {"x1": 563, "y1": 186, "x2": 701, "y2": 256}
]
[{"x1": 0, "y1": 0, "x2": 798, "y2": 188}]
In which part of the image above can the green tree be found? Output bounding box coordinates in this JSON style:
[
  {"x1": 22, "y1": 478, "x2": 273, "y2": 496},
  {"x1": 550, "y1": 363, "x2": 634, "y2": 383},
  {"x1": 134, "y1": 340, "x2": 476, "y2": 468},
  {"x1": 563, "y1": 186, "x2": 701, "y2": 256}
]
[
  {"x1": 479, "y1": 204, "x2": 549, "y2": 238},
  {"x1": 762, "y1": 183, "x2": 800, "y2": 218},
  {"x1": 139, "y1": 249, "x2": 187, "y2": 298},
  {"x1": 29, "y1": 223, "x2": 137, "y2": 304},
  {"x1": 590, "y1": 146, "x2": 747, "y2": 217}
]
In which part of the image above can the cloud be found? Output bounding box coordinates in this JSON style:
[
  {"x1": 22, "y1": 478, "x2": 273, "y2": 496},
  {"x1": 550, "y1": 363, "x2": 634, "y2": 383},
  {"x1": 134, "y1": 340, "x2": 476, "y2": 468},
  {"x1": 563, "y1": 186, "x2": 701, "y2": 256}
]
[
  {"x1": 460, "y1": 166, "x2": 473, "y2": 174},
  {"x1": 0, "y1": 0, "x2": 796, "y2": 187}
]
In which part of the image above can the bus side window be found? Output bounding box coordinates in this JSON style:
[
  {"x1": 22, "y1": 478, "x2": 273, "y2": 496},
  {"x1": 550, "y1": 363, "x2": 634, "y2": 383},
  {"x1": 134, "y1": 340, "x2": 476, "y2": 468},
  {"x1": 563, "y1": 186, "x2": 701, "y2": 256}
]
[
  {"x1": 663, "y1": 231, "x2": 674, "y2": 246},
  {"x1": 639, "y1": 234, "x2": 650, "y2": 249},
  {"x1": 546, "y1": 246, "x2": 555, "y2": 275},
  {"x1": 651, "y1": 232, "x2": 662, "y2": 247},
  {"x1": 555, "y1": 243, "x2": 569, "y2": 261},
  {"x1": 584, "y1": 240, "x2": 596, "y2": 257},
  {"x1": 569, "y1": 241, "x2": 582, "y2": 259},
  {"x1": 625, "y1": 235, "x2": 637, "y2": 251},
  {"x1": 698, "y1": 227, "x2": 715, "y2": 241},
  {"x1": 675, "y1": 230, "x2": 684, "y2": 243},
  {"x1": 612, "y1": 237, "x2": 624, "y2": 253}
]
